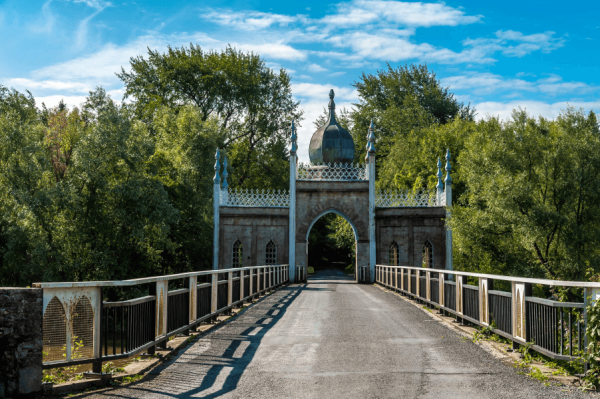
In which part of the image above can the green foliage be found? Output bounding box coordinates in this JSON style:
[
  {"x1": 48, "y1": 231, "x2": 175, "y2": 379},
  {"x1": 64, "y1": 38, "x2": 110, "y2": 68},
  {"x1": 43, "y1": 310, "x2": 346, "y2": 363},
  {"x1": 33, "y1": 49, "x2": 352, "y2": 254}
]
[
  {"x1": 581, "y1": 299, "x2": 600, "y2": 389},
  {"x1": 118, "y1": 44, "x2": 302, "y2": 190},
  {"x1": 350, "y1": 64, "x2": 474, "y2": 165},
  {"x1": 308, "y1": 213, "x2": 356, "y2": 269},
  {"x1": 451, "y1": 108, "x2": 600, "y2": 286},
  {"x1": 0, "y1": 87, "x2": 222, "y2": 287}
]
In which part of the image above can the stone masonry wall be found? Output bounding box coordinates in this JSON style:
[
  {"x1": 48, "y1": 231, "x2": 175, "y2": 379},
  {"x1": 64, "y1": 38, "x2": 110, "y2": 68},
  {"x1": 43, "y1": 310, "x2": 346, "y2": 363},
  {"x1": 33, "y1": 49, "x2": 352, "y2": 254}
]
[
  {"x1": 376, "y1": 207, "x2": 446, "y2": 269},
  {"x1": 0, "y1": 288, "x2": 43, "y2": 397},
  {"x1": 219, "y1": 207, "x2": 289, "y2": 269},
  {"x1": 295, "y1": 180, "x2": 370, "y2": 280}
]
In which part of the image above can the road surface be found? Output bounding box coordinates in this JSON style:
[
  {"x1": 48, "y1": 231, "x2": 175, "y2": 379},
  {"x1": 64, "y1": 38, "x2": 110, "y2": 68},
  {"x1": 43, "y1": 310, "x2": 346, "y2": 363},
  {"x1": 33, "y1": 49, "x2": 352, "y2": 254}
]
[{"x1": 83, "y1": 269, "x2": 592, "y2": 398}]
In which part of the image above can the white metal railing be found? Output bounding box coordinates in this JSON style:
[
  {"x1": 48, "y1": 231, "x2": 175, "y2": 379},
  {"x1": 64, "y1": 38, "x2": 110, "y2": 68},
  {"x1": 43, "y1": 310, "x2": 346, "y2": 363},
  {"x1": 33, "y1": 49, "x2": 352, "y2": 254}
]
[
  {"x1": 220, "y1": 188, "x2": 290, "y2": 207},
  {"x1": 34, "y1": 264, "x2": 289, "y2": 371},
  {"x1": 297, "y1": 162, "x2": 367, "y2": 181},
  {"x1": 375, "y1": 265, "x2": 600, "y2": 361},
  {"x1": 375, "y1": 189, "x2": 445, "y2": 207}
]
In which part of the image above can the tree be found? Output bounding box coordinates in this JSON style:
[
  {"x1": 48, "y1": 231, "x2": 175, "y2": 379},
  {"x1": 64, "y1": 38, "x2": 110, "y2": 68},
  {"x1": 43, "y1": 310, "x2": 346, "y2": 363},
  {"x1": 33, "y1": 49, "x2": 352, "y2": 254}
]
[
  {"x1": 118, "y1": 45, "x2": 303, "y2": 190},
  {"x1": 150, "y1": 105, "x2": 223, "y2": 271},
  {"x1": 451, "y1": 108, "x2": 600, "y2": 291},
  {"x1": 350, "y1": 64, "x2": 474, "y2": 165}
]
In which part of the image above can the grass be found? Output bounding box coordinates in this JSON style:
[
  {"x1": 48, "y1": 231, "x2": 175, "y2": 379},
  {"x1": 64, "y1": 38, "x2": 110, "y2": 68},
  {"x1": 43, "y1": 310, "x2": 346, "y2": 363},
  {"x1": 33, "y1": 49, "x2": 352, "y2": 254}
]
[
  {"x1": 344, "y1": 264, "x2": 354, "y2": 275},
  {"x1": 469, "y1": 325, "x2": 584, "y2": 385}
]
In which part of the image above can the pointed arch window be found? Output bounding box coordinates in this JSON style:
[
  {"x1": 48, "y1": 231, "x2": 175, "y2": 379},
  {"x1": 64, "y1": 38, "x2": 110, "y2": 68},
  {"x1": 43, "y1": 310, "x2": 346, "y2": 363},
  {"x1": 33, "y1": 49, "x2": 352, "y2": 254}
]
[
  {"x1": 233, "y1": 240, "x2": 243, "y2": 268},
  {"x1": 422, "y1": 240, "x2": 433, "y2": 268},
  {"x1": 266, "y1": 240, "x2": 277, "y2": 265},
  {"x1": 389, "y1": 241, "x2": 399, "y2": 266}
]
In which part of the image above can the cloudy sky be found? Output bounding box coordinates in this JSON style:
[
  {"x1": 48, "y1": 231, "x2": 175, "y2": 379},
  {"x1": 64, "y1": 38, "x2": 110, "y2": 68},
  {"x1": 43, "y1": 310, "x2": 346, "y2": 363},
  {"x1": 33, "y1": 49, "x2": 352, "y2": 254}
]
[{"x1": 1, "y1": 0, "x2": 598, "y2": 161}]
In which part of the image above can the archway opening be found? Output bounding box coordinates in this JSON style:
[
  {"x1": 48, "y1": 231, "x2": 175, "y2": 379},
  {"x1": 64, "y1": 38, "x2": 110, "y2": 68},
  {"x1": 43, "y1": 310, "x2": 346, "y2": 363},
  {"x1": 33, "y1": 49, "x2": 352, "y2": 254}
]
[{"x1": 307, "y1": 211, "x2": 357, "y2": 275}]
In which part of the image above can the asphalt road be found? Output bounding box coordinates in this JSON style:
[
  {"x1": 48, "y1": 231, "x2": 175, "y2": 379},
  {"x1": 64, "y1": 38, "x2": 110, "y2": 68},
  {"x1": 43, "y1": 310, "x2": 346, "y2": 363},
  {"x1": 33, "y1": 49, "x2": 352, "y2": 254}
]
[{"x1": 83, "y1": 269, "x2": 595, "y2": 398}]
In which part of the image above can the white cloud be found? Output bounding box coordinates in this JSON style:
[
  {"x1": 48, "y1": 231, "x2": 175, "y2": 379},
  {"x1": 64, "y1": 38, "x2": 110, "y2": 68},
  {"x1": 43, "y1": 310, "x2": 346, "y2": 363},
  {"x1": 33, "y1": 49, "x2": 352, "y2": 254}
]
[
  {"x1": 441, "y1": 72, "x2": 597, "y2": 96},
  {"x1": 464, "y1": 30, "x2": 564, "y2": 58},
  {"x1": 322, "y1": 0, "x2": 482, "y2": 28},
  {"x1": 307, "y1": 63, "x2": 327, "y2": 73},
  {"x1": 28, "y1": 31, "x2": 304, "y2": 94},
  {"x1": 3, "y1": 78, "x2": 93, "y2": 93},
  {"x1": 326, "y1": 31, "x2": 495, "y2": 64},
  {"x1": 30, "y1": 0, "x2": 55, "y2": 34},
  {"x1": 201, "y1": 10, "x2": 297, "y2": 30},
  {"x1": 292, "y1": 83, "x2": 358, "y2": 102},
  {"x1": 75, "y1": 3, "x2": 109, "y2": 50},
  {"x1": 236, "y1": 42, "x2": 306, "y2": 61},
  {"x1": 475, "y1": 100, "x2": 600, "y2": 122}
]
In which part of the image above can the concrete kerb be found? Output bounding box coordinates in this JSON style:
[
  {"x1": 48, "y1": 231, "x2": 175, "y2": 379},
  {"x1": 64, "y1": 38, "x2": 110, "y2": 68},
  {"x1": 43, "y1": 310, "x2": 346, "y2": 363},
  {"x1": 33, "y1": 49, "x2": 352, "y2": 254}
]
[
  {"x1": 47, "y1": 282, "x2": 290, "y2": 397},
  {"x1": 374, "y1": 283, "x2": 584, "y2": 389}
]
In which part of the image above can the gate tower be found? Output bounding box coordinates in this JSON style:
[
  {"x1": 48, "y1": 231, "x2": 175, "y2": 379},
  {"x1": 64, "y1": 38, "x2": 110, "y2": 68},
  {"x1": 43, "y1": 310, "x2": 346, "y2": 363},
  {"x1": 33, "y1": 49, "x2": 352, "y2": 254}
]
[{"x1": 213, "y1": 90, "x2": 453, "y2": 283}]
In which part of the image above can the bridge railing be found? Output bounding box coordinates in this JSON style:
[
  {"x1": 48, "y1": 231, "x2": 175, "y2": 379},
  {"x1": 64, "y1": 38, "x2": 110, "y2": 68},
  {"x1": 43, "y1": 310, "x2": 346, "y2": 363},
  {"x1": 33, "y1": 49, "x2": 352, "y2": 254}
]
[
  {"x1": 375, "y1": 265, "x2": 600, "y2": 361},
  {"x1": 33, "y1": 264, "x2": 289, "y2": 372}
]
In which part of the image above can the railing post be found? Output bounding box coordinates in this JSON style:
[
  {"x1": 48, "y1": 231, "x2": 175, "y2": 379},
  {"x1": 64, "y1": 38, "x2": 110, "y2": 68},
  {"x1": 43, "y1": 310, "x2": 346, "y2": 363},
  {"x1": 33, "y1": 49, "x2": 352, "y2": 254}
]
[
  {"x1": 479, "y1": 278, "x2": 489, "y2": 326},
  {"x1": 415, "y1": 269, "x2": 420, "y2": 298},
  {"x1": 186, "y1": 276, "x2": 197, "y2": 335},
  {"x1": 227, "y1": 271, "x2": 233, "y2": 311},
  {"x1": 263, "y1": 267, "x2": 267, "y2": 292},
  {"x1": 407, "y1": 269, "x2": 411, "y2": 294},
  {"x1": 395, "y1": 268, "x2": 398, "y2": 290},
  {"x1": 240, "y1": 269, "x2": 244, "y2": 303},
  {"x1": 147, "y1": 283, "x2": 157, "y2": 355},
  {"x1": 92, "y1": 286, "x2": 103, "y2": 373},
  {"x1": 439, "y1": 273, "x2": 445, "y2": 310},
  {"x1": 456, "y1": 275, "x2": 465, "y2": 324},
  {"x1": 400, "y1": 268, "x2": 404, "y2": 292},
  {"x1": 511, "y1": 281, "x2": 530, "y2": 349},
  {"x1": 157, "y1": 280, "x2": 168, "y2": 348},
  {"x1": 211, "y1": 273, "x2": 218, "y2": 315},
  {"x1": 249, "y1": 268, "x2": 254, "y2": 298},
  {"x1": 426, "y1": 271, "x2": 431, "y2": 302}
]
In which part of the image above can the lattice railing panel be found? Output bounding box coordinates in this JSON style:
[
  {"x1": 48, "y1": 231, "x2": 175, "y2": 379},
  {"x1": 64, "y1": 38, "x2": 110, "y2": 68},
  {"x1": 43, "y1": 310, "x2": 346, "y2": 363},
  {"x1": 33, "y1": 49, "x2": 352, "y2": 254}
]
[
  {"x1": 375, "y1": 189, "x2": 445, "y2": 207},
  {"x1": 221, "y1": 188, "x2": 290, "y2": 207},
  {"x1": 297, "y1": 162, "x2": 367, "y2": 181}
]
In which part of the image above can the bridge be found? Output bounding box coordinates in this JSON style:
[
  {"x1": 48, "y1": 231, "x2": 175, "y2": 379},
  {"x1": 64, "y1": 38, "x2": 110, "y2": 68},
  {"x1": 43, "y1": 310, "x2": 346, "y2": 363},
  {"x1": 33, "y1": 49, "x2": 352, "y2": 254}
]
[
  {"x1": 33, "y1": 265, "x2": 598, "y2": 398},
  {"x1": 5, "y1": 92, "x2": 599, "y2": 397}
]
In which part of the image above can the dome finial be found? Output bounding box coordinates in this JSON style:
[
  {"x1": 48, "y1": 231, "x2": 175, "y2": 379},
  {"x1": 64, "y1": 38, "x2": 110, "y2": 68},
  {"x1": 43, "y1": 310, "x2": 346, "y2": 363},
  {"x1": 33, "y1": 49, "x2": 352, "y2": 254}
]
[
  {"x1": 308, "y1": 90, "x2": 354, "y2": 164},
  {"x1": 327, "y1": 89, "x2": 337, "y2": 124}
]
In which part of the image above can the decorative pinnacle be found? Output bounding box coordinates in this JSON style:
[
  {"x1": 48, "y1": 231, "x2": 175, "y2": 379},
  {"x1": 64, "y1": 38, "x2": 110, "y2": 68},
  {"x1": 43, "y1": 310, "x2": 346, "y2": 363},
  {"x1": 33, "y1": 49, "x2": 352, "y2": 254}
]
[
  {"x1": 327, "y1": 89, "x2": 337, "y2": 124},
  {"x1": 436, "y1": 157, "x2": 444, "y2": 190},
  {"x1": 445, "y1": 149, "x2": 453, "y2": 184},
  {"x1": 222, "y1": 154, "x2": 229, "y2": 190},
  {"x1": 290, "y1": 120, "x2": 297, "y2": 154},
  {"x1": 213, "y1": 148, "x2": 220, "y2": 183},
  {"x1": 365, "y1": 119, "x2": 376, "y2": 156}
]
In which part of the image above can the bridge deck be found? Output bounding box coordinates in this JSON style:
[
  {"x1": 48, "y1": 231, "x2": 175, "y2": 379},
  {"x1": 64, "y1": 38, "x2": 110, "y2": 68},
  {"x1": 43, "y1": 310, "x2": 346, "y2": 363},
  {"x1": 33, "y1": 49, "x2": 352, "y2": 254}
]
[{"x1": 83, "y1": 269, "x2": 588, "y2": 398}]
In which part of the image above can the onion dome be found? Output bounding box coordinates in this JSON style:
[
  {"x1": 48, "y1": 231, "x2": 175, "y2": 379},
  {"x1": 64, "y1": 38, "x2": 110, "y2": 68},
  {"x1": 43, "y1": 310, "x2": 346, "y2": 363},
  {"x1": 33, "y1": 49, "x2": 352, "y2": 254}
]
[{"x1": 309, "y1": 90, "x2": 355, "y2": 164}]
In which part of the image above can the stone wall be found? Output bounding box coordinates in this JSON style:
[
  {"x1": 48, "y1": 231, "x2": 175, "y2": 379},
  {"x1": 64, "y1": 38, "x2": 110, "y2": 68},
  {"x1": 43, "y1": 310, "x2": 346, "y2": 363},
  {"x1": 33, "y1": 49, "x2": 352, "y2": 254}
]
[
  {"x1": 295, "y1": 180, "x2": 370, "y2": 280},
  {"x1": 376, "y1": 207, "x2": 446, "y2": 269},
  {"x1": 0, "y1": 288, "x2": 43, "y2": 397},
  {"x1": 219, "y1": 207, "x2": 289, "y2": 269}
]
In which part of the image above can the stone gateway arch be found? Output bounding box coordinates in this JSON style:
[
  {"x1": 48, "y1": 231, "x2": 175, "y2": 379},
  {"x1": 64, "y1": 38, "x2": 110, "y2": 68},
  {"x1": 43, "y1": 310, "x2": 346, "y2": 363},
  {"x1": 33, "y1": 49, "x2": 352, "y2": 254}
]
[{"x1": 212, "y1": 90, "x2": 453, "y2": 282}]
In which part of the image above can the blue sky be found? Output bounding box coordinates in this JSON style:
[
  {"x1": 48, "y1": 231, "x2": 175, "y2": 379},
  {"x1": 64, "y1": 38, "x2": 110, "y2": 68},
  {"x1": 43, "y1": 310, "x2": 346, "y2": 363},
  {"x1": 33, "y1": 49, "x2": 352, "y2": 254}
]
[{"x1": 1, "y1": 0, "x2": 599, "y2": 161}]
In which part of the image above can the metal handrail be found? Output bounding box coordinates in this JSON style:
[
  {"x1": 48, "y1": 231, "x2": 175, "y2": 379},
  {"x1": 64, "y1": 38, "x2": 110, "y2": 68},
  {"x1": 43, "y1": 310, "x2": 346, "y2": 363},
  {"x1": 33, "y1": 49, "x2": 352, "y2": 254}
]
[
  {"x1": 39, "y1": 264, "x2": 290, "y2": 371},
  {"x1": 374, "y1": 264, "x2": 597, "y2": 362}
]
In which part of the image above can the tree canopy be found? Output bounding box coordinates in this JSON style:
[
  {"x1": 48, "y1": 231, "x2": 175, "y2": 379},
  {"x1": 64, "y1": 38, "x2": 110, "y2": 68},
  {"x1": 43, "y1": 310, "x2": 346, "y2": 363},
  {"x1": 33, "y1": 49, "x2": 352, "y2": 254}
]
[{"x1": 118, "y1": 45, "x2": 302, "y2": 190}]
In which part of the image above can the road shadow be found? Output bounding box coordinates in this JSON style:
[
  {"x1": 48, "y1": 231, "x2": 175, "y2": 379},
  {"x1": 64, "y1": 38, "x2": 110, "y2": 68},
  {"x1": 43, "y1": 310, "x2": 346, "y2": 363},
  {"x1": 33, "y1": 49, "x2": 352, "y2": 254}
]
[{"x1": 78, "y1": 282, "x2": 308, "y2": 399}]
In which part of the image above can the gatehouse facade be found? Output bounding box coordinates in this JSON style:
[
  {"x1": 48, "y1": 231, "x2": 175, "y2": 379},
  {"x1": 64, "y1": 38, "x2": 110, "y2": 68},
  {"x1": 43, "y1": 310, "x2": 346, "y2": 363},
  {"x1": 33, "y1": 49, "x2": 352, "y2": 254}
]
[{"x1": 212, "y1": 90, "x2": 453, "y2": 282}]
